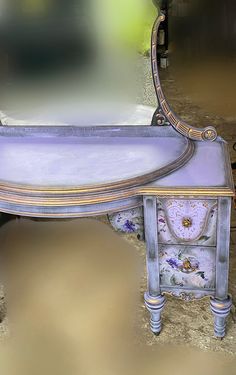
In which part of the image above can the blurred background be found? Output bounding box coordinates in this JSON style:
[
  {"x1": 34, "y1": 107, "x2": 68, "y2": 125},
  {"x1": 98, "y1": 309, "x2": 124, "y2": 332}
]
[
  {"x1": 158, "y1": 0, "x2": 236, "y2": 119},
  {"x1": 153, "y1": 0, "x2": 236, "y2": 175},
  {"x1": 0, "y1": 0, "x2": 235, "y2": 130},
  {"x1": 0, "y1": 0, "x2": 156, "y2": 123}
]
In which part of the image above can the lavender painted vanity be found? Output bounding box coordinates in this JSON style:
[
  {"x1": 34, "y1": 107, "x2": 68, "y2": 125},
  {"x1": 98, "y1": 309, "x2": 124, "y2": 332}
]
[
  {"x1": 109, "y1": 13, "x2": 235, "y2": 338},
  {"x1": 0, "y1": 12, "x2": 234, "y2": 339}
]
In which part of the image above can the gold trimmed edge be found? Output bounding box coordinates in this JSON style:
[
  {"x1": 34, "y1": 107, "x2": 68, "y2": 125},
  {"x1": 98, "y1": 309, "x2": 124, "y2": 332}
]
[
  {"x1": 0, "y1": 138, "x2": 234, "y2": 208},
  {"x1": 0, "y1": 140, "x2": 234, "y2": 201},
  {"x1": 0, "y1": 187, "x2": 233, "y2": 207},
  {"x1": 0, "y1": 137, "x2": 194, "y2": 195},
  {"x1": 140, "y1": 187, "x2": 235, "y2": 197},
  {"x1": 0, "y1": 138, "x2": 195, "y2": 196}
]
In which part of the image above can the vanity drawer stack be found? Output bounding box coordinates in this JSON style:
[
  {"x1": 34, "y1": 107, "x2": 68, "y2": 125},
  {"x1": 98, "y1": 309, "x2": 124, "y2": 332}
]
[
  {"x1": 156, "y1": 198, "x2": 218, "y2": 300},
  {"x1": 109, "y1": 198, "x2": 218, "y2": 300}
]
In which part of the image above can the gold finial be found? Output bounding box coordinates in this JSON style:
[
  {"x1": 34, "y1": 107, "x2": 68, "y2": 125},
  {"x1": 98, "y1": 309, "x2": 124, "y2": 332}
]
[
  {"x1": 160, "y1": 14, "x2": 165, "y2": 22},
  {"x1": 202, "y1": 127, "x2": 218, "y2": 141}
]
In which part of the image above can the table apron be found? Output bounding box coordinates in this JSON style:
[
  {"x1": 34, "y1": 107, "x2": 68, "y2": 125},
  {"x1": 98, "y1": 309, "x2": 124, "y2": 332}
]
[{"x1": 0, "y1": 196, "x2": 143, "y2": 218}]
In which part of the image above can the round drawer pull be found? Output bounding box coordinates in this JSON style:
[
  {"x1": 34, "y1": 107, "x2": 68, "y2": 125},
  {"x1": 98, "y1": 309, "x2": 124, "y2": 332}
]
[{"x1": 182, "y1": 218, "x2": 193, "y2": 228}]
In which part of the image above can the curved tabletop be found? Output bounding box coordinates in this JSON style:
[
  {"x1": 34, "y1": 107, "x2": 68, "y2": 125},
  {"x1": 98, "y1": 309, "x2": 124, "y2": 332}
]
[
  {"x1": 0, "y1": 125, "x2": 193, "y2": 194},
  {"x1": 0, "y1": 125, "x2": 195, "y2": 217},
  {"x1": 0, "y1": 125, "x2": 233, "y2": 218}
]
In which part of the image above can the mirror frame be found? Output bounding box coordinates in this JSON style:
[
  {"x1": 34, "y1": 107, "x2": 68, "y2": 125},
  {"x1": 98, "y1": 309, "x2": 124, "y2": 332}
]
[{"x1": 151, "y1": 12, "x2": 218, "y2": 142}]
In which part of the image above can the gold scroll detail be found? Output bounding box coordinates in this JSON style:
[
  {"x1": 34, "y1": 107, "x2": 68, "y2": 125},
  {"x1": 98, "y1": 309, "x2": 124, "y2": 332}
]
[{"x1": 152, "y1": 15, "x2": 218, "y2": 142}]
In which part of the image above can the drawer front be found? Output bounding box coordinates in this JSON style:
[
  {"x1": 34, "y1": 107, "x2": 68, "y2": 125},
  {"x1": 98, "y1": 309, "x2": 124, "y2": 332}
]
[
  {"x1": 159, "y1": 244, "x2": 216, "y2": 290},
  {"x1": 108, "y1": 207, "x2": 144, "y2": 234},
  {"x1": 158, "y1": 199, "x2": 217, "y2": 246}
]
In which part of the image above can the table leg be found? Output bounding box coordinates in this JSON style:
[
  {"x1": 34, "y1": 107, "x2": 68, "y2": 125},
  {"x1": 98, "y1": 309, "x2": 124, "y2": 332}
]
[
  {"x1": 143, "y1": 196, "x2": 165, "y2": 335},
  {"x1": 210, "y1": 297, "x2": 232, "y2": 338},
  {"x1": 211, "y1": 197, "x2": 232, "y2": 338}
]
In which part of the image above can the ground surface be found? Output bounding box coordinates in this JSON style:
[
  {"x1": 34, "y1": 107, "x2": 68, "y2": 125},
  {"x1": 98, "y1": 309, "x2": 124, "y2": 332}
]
[{"x1": 0, "y1": 58, "x2": 235, "y2": 365}]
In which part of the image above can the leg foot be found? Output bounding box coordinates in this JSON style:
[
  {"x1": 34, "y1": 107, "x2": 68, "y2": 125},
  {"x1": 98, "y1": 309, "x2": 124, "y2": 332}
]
[
  {"x1": 144, "y1": 293, "x2": 166, "y2": 335},
  {"x1": 210, "y1": 296, "x2": 232, "y2": 338}
]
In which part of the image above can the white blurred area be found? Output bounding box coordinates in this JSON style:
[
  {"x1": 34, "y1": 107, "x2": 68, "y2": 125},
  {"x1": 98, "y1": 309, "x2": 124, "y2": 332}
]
[
  {"x1": 0, "y1": 0, "x2": 154, "y2": 124},
  {"x1": 0, "y1": 104, "x2": 155, "y2": 126}
]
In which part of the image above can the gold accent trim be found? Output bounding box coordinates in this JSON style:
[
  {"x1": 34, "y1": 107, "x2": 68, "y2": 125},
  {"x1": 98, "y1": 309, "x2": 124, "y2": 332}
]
[
  {"x1": 214, "y1": 303, "x2": 225, "y2": 309},
  {"x1": 0, "y1": 138, "x2": 194, "y2": 196},
  {"x1": 145, "y1": 297, "x2": 163, "y2": 305},
  {"x1": 151, "y1": 15, "x2": 218, "y2": 142},
  {"x1": 0, "y1": 187, "x2": 233, "y2": 208},
  {"x1": 0, "y1": 136, "x2": 233, "y2": 213},
  {"x1": 140, "y1": 187, "x2": 234, "y2": 197}
]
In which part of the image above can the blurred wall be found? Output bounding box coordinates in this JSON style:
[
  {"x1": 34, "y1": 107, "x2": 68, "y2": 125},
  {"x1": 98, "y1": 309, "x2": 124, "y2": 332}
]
[{"x1": 166, "y1": 0, "x2": 236, "y2": 119}]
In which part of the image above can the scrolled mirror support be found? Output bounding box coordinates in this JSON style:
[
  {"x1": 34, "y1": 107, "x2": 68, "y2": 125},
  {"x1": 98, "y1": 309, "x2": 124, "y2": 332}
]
[{"x1": 151, "y1": 14, "x2": 218, "y2": 142}]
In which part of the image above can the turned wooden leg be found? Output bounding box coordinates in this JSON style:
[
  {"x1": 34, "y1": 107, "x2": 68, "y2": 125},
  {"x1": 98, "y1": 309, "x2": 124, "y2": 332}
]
[
  {"x1": 143, "y1": 196, "x2": 165, "y2": 335},
  {"x1": 210, "y1": 297, "x2": 232, "y2": 338},
  {"x1": 144, "y1": 293, "x2": 166, "y2": 335},
  {"x1": 213, "y1": 197, "x2": 232, "y2": 339}
]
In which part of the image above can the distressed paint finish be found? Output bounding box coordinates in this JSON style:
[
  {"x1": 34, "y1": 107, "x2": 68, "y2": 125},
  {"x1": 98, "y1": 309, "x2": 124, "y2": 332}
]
[
  {"x1": 143, "y1": 196, "x2": 166, "y2": 335},
  {"x1": 108, "y1": 207, "x2": 144, "y2": 237},
  {"x1": 147, "y1": 141, "x2": 234, "y2": 192},
  {"x1": 143, "y1": 196, "x2": 160, "y2": 296},
  {"x1": 0, "y1": 134, "x2": 233, "y2": 219},
  {"x1": 158, "y1": 199, "x2": 217, "y2": 246},
  {"x1": 210, "y1": 297, "x2": 232, "y2": 338},
  {"x1": 108, "y1": 196, "x2": 233, "y2": 338},
  {"x1": 0, "y1": 134, "x2": 189, "y2": 187},
  {"x1": 144, "y1": 293, "x2": 166, "y2": 335},
  {"x1": 0, "y1": 196, "x2": 143, "y2": 218},
  {"x1": 0, "y1": 138, "x2": 232, "y2": 339},
  {"x1": 109, "y1": 198, "x2": 218, "y2": 246},
  {"x1": 210, "y1": 197, "x2": 232, "y2": 338},
  {"x1": 159, "y1": 245, "x2": 216, "y2": 290},
  {"x1": 0, "y1": 2, "x2": 233, "y2": 342},
  {"x1": 215, "y1": 198, "x2": 232, "y2": 299},
  {"x1": 143, "y1": 4, "x2": 233, "y2": 338},
  {"x1": 110, "y1": 196, "x2": 232, "y2": 337}
]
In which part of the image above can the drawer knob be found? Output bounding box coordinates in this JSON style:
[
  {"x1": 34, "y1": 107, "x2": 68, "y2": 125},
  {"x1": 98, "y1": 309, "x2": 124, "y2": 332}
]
[{"x1": 182, "y1": 218, "x2": 193, "y2": 228}]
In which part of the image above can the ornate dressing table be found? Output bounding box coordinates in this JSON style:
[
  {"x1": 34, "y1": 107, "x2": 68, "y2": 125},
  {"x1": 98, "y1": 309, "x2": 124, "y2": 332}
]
[
  {"x1": 0, "y1": 12, "x2": 234, "y2": 339},
  {"x1": 109, "y1": 13, "x2": 235, "y2": 338}
]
